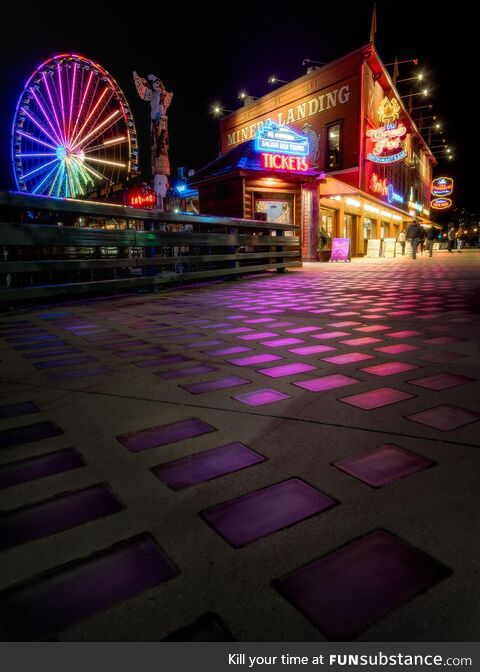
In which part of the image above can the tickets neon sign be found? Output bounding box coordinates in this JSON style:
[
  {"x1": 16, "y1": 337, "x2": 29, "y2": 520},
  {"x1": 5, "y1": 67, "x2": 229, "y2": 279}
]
[
  {"x1": 370, "y1": 173, "x2": 404, "y2": 204},
  {"x1": 261, "y1": 153, "x2": 309, "y2": 172},
  {"x1": 431, "y1": 197, "x2": 452, "y2": 210},
  {"x1": 431, "y1": 177, "x2": 454, "y2": 196},
  {"x1": 366, "y1": 97, "x2": 407, "y2": 164},
  {"x1": 255, "y1": 121, "x2": 309, "y2": 156}
]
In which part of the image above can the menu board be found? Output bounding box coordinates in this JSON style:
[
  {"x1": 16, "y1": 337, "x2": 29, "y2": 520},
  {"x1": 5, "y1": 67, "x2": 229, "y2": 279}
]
[
  {"x1": 366, "y1": 239, "x2": 381, "y2": 257},
  {"x1": 382, "y1": 238, "x2": 397, "y2": 258},
  {"x1": 330, "y1": 238, "x2": 351, "y2": 262}
]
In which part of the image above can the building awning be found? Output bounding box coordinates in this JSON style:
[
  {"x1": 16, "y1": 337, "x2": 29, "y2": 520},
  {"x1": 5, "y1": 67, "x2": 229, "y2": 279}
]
[{"x1": 190, "y1": 140, "x2": 320, "y2": 185}]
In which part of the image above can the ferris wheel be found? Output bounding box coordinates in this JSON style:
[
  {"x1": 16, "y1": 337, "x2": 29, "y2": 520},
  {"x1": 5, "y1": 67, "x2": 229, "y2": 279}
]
[{"x1": 12, "y1": 53, "x2": 138, "y2": 198}]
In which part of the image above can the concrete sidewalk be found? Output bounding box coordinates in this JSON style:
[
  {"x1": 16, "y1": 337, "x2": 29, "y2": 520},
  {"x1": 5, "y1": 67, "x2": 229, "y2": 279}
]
[{"x1": 0, "y1": 253, "x2": 479, "y2": 641}]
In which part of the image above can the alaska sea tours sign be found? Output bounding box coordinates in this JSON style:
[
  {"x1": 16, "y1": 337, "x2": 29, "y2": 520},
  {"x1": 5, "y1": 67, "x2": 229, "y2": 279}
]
[
  {"x1": 255, "y1": 122, "x2": 310, "y2": 173},
  {"x1": 366, "y1": 97, "x2": 407, "y2": 164}
]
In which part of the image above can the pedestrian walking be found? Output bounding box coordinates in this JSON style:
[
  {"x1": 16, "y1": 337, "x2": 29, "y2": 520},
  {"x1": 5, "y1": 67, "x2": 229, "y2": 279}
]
[
  {"x1": 419, "y1": 226, "x2": 426, "y2": 255},
  {"x1": 426, "y1": 226, "x2": 437, "y2": 257},
  {"x1": 406, "y1": 218, "x2": 423, "y2": 259},
  {"x1": 398, "y1": 230, "x2": 406, "y2": 255},
  {"x1": 456, "y1": 227, "x2": 465, "y2": 252},
  {"x1": 447, "y1": 225, "x2": 455, "y2": 252}
]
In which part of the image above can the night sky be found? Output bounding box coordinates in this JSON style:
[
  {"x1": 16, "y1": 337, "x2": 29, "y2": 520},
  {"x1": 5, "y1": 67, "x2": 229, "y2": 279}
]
[{"x1": 0, "y1": 2, "x2": 474, "y2": 215}]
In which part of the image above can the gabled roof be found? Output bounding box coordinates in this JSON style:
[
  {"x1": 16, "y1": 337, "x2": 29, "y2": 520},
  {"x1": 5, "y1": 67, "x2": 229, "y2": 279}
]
[{"x1": 190, "y1": 140, "x2": 320, "y2": 185}]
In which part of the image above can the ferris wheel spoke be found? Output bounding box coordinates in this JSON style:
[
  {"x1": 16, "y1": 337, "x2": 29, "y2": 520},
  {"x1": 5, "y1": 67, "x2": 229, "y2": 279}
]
[
  {"x1": 16, "y1": 131, "x2": 57, "y2": 151},
  {"x1": 56, "y1": 63, "x2": 68, "y2": 144},
  {"x1": 21, "y1": 108, "x2": 62, "y2": 148},
  {"x1": 17, "y1": 153, "x2": 56, "y2": 158},
  {"x1": 83, "y1": 156, "x2": 127, "y2": 168},
  {"x1": 67, "y1": 62, "x2": 78, "y2": 139},
  {"x1": 29, "y1": 88, "x2": 64, "y2": 146},
  {"x1": 70, "y1": 156, "x2": 94, "y2": 189},
  {"x1": 32, "y1": 162, "x2": 60, "y2": 195},
  {"x1": 83, "y1": 136, "x2": 127, "y2": 153},
  {"x1": 22, "y1": 157, "x2": 59, "y2": 181},
  {"x1": 70, "y1": 87, "x2": 112, "y2": 149},
  {"x1": 41, "y1": 72, "x2": 66, "y2": 145},
  {"x1": 70, "y1": 109, "x2": 122, "y2": 152},
  {"x1": 70, "y1": 69, "x2": 94, "y2": 146},
  {"x1": 48, "y1": 162, "x2": 64, "y2": 196},
  {"x1": 81, "y1": 161, "x2": 114, "y2": 184}
]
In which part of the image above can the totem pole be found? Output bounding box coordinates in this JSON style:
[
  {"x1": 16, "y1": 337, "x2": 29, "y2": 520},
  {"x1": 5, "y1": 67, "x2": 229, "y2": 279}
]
[{"x1": 133, "y1": 71, "x2": 173, "y2": 210}]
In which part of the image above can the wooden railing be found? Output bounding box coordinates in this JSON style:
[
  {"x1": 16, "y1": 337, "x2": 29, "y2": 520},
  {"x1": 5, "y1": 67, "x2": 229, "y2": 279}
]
[{"x1": 0, "y1": 191, "x2": 301, "y2": 303}]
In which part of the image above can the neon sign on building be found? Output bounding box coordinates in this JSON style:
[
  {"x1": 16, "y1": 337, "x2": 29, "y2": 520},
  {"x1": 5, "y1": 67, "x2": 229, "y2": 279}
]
[
  {"x1": 366, "y1": 97, "x2": 407, "y2": 164},
  {"x1": 431, "y1": 197, "x2": 452, "y2": 210},
  {"x1": 431, "y1": 177, "x2": 454, "y2": 196},
  {"x1": 255, "y1": 122, "x2": 310, "y2": 173},
  {"x1": 370, "y1": 173, "x2": 404, "y2": 204}
]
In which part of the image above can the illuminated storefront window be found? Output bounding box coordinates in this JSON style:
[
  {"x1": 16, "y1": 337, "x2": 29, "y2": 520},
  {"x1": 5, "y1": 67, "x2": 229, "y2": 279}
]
[
  {"x1": 343, "y1": 214, "x2": 353, "y2": 239},
  {"x1": 364, "y1": 217, "x2": 374, "y2": 239},
  {"x1": 321, "y1": 208, "x2": 335, "y2": 243}
]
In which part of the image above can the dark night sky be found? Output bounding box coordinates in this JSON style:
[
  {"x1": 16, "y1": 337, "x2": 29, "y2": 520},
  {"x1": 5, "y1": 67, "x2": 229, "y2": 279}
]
[{"x1": 0, "y1": 1, "x2": 475, "y2": 214}]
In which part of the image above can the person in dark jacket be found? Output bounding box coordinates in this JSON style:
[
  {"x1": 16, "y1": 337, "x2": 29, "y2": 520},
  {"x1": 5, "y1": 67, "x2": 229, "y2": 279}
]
[
  {"x1": 426, "y1": 226, "x2": 437, "y2": 257},
  {"x1": 406, "y1": 219, "x2": 423, "y2": 259}
]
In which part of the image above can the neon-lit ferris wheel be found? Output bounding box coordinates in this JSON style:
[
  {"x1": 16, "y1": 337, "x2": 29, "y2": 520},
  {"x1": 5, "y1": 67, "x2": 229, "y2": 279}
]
[{"x1": 12, "y1": 53, "x2": 138, "y2": 198}]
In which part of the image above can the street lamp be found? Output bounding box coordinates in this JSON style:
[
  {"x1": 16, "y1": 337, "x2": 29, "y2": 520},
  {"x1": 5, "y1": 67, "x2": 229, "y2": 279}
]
[
  {"x1": 268, "y1": 75, "x2": 288, "y2": 84},
  {"x1": 211, "y1": 104, "x2": 233, "y2": 117},
  {"x1": 396, "y1": 73, "x2": 425, "y2": 83},
  {"x1": 400, "y1": 89, "x2": 429, "y2": 98}
]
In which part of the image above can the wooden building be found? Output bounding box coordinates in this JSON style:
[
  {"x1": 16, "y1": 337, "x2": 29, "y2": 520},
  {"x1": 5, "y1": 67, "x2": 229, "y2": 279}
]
[{"x1": 191, "y1": 44, "x2": 436, "y2": 259}]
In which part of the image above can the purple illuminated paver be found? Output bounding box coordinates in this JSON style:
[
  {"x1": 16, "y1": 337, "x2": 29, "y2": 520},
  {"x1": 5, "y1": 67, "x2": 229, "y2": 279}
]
[
  {"x1": 274, "y1": 530, "x2": 449, "y2": 639},
  {"x1": 258, "y1": 363, "x2": 317, "y2": 378},
  {"x1": 0, "y1": 401, "x2": 40, "y2": 419},
  {"x1": 13, "y1": 340, "x2": 68, "y2": 351},
  {"x1": 0, "y1": 534, "x2": 177, "y2": 641},
  {"x1": 406, "y1": 405, "x2": 480, "y2": 431},
  {"x1": 163, "y1": 613, "x2": 236, "y2": 641},
  {"x1": 285, "y1": 326, "x2": 322, "y2": 334},
  {"x1": 204, "y1": 346, "x2": 252, "y2": 356},
  {"x1": 0, "y1": 422, "x2": 63, "y2": 449},
  {"x1": 322, "y1": 352, "x2": 374, "y2": 365},
  {"x1": 260, "y1": 338, "x2": 305, "y2": 347},
  {"x1": 136, "y1": 354, "x2": 191, "y2": 368},
  {"x1": 375, "y1": 344, "x2": 419, "y2": 354},
  {"x1": 354, "y1": 325, "x2": 391, "y2": 333},
  {"x1": 35, "y1": 355, "x2": 97, "y2": 369},
  {"x1": 23, "y1": 348, "x2": 82, "y2": 360},
  {"x1": 0, "y1": 484, "x2": 122, "y2": 551},
  {"x1": 48, "y1": 366, "x2": 112, "y2": 381},
  {"x1": 233, "y1": 389, "x2": 290, "y2": 407},
  {"x1": 340, "y1": 387, "x2": 415, "y2": 410},
  {"x1": 312, "y1": 331, "x2": 349, "y2": 340},
  {"x1": 238, "y1": 332, "x2": 278, "y2": 341},
  {"x1": 360, "y1": 362, "x2": 419, "y2": 377},
  {"x1": 153, "y1": 442, "x2": 266, "y2": 490},
  {"x1": 294, "y1": 374, "x2": 359, "y2": 393},
  {"x1": 218, "y1": 327, "x2": 253, "y2": 335},
  {"x1": 0, "y1": 448, "x2": 84, "y2": 489},
  {"x1": 340, "y1": 337, "x2": 384, "y2": 346},
  {"x1": 244, "y1": 318, "x2": 275, "y2": 324},
  {"x1": 327, "y1": 321, "x2": 362, "y2": 328},
  {"x1": 183, "y1": 340, "x2": 224, "y2": 349},
  {"x1": 407, "y1": 373, "x2": 475, "y2": 391},
  {"x1": 181, "y1": 376, "x2": 250, "y2": 394},
  {"x1": 201, "y1": 478, "x2": 335, "y2": 547},
  {"x1": 388, "y1": 331, "x2": 423, "y2": 339},
  {"x1": 117, "y1": 418, "x2": 215, "y2": 452},
  {"x1": 289, "y1": 345, "x2": 336, "y2": 355},
  {"x1": 159, "y1": 364, "x2": 218, "y2": 380},
  {"x1": 228, "y1": 353, "x2": 282, "y2": 367},
  {"x1": 334, "y1": 445, "x2": 433, "y2": 487}
]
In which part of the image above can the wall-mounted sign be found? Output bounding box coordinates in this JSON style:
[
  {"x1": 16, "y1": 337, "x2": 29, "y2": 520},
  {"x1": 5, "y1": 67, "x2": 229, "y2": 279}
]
[
  {"x1": 255, "y1": 121, "x2": 309, "y2": 156},
  {"x1": 432, "y1": 176, "x2": 454, "y2": 196},
  {"x1": 366, "y1": 97, "x2": 407, "y2": 164},
  {"x1": 431, "y1": 197, "x2": 452, "y2": 210},
  {"x1": 127, "y1": 187, "x2": 156, "y2": 208},
  {"x1": 370, "y1": 173, "x2": 404, "y2": 204},
  {"x1": 330, "y1": 238, "x2": 351, "y2": 262}
]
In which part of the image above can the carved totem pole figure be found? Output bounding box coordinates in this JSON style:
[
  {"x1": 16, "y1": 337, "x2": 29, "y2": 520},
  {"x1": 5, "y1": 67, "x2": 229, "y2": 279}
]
[{"x1": 133, "y1": 71, "x2": 173, "y2": 210}]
